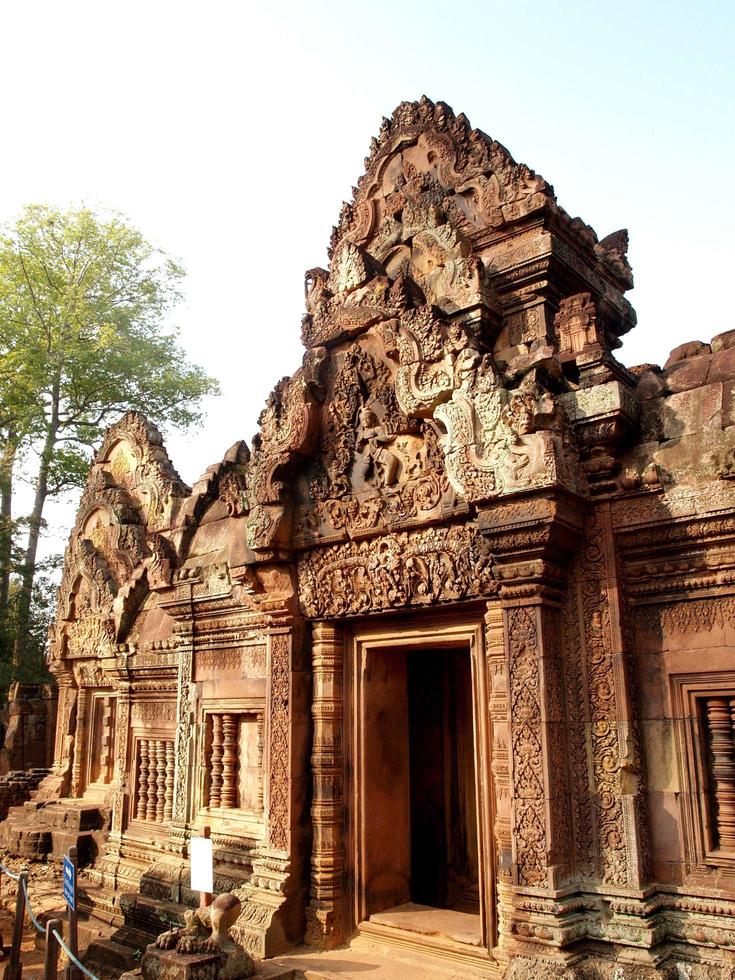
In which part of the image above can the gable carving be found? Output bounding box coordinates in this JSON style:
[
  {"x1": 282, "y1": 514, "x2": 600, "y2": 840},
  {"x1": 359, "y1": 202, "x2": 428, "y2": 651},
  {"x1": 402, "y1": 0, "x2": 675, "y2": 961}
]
[
  {"x1": 50, "y1": 413, "x2": 191, "y2": 671},
  {"x1": 330, "y1": 96, "x2": 554, "y2": 261}
]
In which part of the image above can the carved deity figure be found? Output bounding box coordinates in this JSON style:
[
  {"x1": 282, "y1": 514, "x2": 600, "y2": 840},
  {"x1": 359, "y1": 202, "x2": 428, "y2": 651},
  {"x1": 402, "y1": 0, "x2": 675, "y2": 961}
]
[
  {"x1": 498, "y1": 394, "x2": 548, "y2": 487},
  {"x1": 354, "y1": 407, "x2": 402, "y2": 488}
]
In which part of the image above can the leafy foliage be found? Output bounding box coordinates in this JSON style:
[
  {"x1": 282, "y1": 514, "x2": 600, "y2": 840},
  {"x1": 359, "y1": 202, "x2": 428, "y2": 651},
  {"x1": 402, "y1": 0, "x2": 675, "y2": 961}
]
[{"x1": 0, "y1": 204, "x2": 220, "y2": 681}]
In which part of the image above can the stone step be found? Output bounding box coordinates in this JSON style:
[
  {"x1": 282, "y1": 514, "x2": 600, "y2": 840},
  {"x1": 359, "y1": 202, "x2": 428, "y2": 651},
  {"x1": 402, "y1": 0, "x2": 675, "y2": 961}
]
[
  {"x1": 267, "y1": 937, "x2": 496, "y2": 979},
  {"x1": 84, "y1": 938, "x2": 140, "y2": 979},
  {"x1": 50, "y1": 828, "x2": 105, "y2": 863}
]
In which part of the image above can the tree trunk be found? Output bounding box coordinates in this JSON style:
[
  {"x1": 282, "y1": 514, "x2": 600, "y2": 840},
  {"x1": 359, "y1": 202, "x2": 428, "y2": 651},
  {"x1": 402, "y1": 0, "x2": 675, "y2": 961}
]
[
  {"x1": 13, "y1": 377, "x2": 60, "y2": 673},
  {"x1": 0, "y1": 430, "x2": 16, "y2": 616}
]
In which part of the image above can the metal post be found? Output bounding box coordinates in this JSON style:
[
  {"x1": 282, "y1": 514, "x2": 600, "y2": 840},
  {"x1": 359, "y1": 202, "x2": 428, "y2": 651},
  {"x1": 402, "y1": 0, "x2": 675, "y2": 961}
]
[
  {"x1": 44, "y1": 919, "x2": 62, "y2": 980},
  {"x1": 199, "y1": 825, "x2": 212, "y2": 909},
  {"x1": 64, "y1": 846, "x2": 78, "y2": 980},
  {"x1": 4, "y1": 870, "x2": 27, "y2": 980}
]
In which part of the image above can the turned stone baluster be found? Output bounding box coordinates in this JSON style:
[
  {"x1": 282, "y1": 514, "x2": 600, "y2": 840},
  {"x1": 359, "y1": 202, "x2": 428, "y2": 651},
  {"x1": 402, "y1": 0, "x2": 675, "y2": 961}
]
[
  {"x1": 706, "y1": 697, "x2": 735, "y2": 849},
  {"x1": 256, "y1": 712, "x2": 265, "y2": 813},
  {"x1": 156, "y1": 740, "x2": 166, "y2": 822},
  {"x1": 100, "y1": 697, "x2": 114, "y2": 781},
  {"x1": 209, "y1": 714, "x2": 223, "y2": 808},
  {"x1": 145, "y1": 737, "x2": 158, "y2": 821},
  {"x1": 221, "y1": 713, "x2": 238, "y2": 808},
  {"x1": 164, "y1": 742, "x2": 174, "y2": 821},
  {"x1": 136, "y1": 740, "x2": 149, "y2": 821}
]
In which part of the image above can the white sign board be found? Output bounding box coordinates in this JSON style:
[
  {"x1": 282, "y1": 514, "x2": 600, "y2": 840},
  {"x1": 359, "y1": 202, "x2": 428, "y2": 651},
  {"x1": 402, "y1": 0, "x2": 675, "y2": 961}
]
[{"x1": 190, "y1": 836, "x2": 214, "y2": 893}]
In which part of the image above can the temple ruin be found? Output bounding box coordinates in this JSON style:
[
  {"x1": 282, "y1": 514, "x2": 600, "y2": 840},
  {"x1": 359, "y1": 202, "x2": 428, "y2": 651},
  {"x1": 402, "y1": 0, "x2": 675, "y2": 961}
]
[{"x1": 2, "y1": 96, "x2": 734, "y2": 978}]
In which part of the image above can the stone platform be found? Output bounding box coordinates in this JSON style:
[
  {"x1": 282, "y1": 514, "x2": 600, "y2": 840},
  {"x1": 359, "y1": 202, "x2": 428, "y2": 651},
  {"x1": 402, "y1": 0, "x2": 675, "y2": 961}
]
[
  {"x1": 0, "y1": 799, "x2": 108, "y2": 862},
  {"x1": 0, "y1": 769, "x2": 49, "y2": 822}
]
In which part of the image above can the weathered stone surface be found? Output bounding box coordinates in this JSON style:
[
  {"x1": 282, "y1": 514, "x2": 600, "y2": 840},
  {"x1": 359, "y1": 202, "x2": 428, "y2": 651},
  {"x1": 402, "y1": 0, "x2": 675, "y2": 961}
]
[
  {"x1": 664, "y1": 339, "x2": 711, "y2": 366},
  {"x1": 2, "y1": 96, "x2": 735, "y2": 978}
]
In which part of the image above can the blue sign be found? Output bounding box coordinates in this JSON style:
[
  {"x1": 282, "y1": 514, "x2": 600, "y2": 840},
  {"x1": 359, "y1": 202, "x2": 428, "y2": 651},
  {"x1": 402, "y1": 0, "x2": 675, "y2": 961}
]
[{"x1": 63, "y1": 856, "x2": 76, "y2": 911}]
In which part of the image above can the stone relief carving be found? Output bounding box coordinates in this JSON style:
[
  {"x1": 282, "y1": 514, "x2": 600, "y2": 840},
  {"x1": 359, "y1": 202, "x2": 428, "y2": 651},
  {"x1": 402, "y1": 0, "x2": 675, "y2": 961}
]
[
  {"x1": 508, "y1": 607, "x2": 547, "y2": 886},
  {"x1": 298, "y1": 523, "x2": 496, "y2": 618},
  {"x1": 24, "y1": 96, "x2": 735, "y2": 973},
  {"x1": 131, "y1": 701, "x2": 177, "y2": 724},
  {"x1": 267, "y1": 633, "x2": 290, "y2": 851},
  {"x1": 554, "y1": 293, "x2": 602, "y2": 355},
  {"x1": 636, "y1": 596, "x2": 735, "y2": 636},
  {"x1": 329, "y1": 96, "x2": 554, "y2": 261},
  {"x1": 579, "y1": 511, "x2": 628, "y2": 886}
]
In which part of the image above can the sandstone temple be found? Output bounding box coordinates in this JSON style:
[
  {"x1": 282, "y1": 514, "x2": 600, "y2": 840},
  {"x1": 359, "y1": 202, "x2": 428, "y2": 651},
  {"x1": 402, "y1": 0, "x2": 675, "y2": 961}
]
[{"x1": 2, "y1": 97, "x2": 734, "y2": 978}]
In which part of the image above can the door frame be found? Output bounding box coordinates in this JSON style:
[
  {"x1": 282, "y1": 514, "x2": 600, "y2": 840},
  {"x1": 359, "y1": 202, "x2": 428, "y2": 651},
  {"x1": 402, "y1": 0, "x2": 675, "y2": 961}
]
[{"x1": 343, "y1": 613, "x2": 496, "y2": 952}]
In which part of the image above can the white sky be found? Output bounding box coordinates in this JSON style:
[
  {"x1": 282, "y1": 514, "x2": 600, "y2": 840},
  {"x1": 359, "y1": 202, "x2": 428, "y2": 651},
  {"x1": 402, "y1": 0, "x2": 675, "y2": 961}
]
[{"x1": 1, "y1": 0, "x2": 733, "y2": 556}]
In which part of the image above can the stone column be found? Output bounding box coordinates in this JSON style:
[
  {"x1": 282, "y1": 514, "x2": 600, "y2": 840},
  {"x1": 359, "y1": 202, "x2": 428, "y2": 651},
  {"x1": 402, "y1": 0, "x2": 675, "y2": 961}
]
[
  {"x1": 99, "y1": 696, "x2": 114, "y2": 782},
  {"x1": 305, "y1": 621, "x2": 344, "y2": 949},
  {"x1": 256, "y1": 712, "x2": 265, "y2": 813},
  {"x1": 109, "y1": 679, "x2": 131, "y2": 841},
  {"x1": 221, "y1": 714, "x2": 238, "y2": 808},
  {"x1": 480, "y1": 494, "x2": 582, "y2": 961},
  {"x1": 70, "y1": 689, "x2": 87, "y2": 797},
  {"x1": 706, "y1": 697, "x2": 735, "y2": 849},
  {"x1": 155, "y1": 740, "x2": 166, "y2": 822},
  {"x1": 209, "y1": 714, "x2": 223, "y2": 808},
  {"x1": 164, "y1": 742, "x2": 175, "y2": 822},
  {"x1": 502, "y1": 582, "x2": 571, "y2": 891},
  {"x1": 146, "y1": 738, "x2": 158, "y2": 821},
  {"x1": 136, "y1": 740, "x2": 149, "y2": 821},
  {"x1": 485, "y1": 599, "x2": 512, "y2": 958}
]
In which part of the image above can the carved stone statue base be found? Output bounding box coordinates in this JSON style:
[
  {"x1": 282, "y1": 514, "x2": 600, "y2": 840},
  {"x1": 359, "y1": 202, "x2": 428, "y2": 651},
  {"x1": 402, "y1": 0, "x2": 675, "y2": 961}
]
[{"x1": 142, "y1": 947, "x2": 224, "y2": 980}]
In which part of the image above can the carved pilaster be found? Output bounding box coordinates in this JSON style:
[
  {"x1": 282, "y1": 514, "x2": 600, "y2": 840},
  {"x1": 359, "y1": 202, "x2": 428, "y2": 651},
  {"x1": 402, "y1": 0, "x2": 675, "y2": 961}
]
[
  {"x1": 110, "y1": 683, "x2": 130, "y2": 837},
  {"x1": 305, "y1": 621, "x2": 344, "y2": 949},
  {"x1": 486, "y1": 602, "x2": 512, "y2": 884},
  {"x1": 581, "y1": 505, "x2": 648, "y2": 889},
  {"x1": 172, "y1": 646, "x2": 194, "y2": 823},
  {"x1": 70, "y1": 690, "x2": 87, "y2": 797},
  {"x1": 480, "y1": 495, "x2": 581, "y2": 896},
  {"x1": 267, "y1": 632, "x2": 290, "y2": 850},
  {"x1": 503, "y1": 595, "x2": 571, "y2": 891},
  {"x1": 256, "y1": 712, "x2": 265, "y2": 813}
]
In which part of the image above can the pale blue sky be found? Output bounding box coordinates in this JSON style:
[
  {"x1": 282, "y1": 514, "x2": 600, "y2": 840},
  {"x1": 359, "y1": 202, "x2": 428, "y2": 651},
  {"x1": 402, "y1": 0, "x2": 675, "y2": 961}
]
[{"x1": 1, "y1": 0, "x2": 733, "y2": 548}]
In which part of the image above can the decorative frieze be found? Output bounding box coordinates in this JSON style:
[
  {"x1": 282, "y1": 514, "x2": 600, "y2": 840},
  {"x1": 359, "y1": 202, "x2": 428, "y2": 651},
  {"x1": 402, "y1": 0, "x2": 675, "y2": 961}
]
[{"x1": 298, "y1": 523, "x2": 495, "y2": 618}]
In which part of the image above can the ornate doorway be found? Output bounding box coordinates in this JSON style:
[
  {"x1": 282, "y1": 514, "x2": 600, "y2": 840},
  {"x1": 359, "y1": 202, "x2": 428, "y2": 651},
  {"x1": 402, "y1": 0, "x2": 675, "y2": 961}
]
[{"x1": 346, "y1": 618, "x2": 494, "y2": 955}]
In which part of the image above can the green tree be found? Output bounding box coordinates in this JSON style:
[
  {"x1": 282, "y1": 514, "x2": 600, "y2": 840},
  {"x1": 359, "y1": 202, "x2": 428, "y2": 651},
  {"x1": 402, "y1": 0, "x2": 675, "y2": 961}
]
[{"x1": 0, "y1": 204, "x2": 219, "y2": 675}]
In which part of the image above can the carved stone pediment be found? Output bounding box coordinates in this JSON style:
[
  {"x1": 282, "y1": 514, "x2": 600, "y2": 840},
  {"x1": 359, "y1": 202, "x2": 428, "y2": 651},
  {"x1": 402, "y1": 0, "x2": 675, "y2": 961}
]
[{"x1": 330, "y1": 97, "x2": 554, "y2": 261}]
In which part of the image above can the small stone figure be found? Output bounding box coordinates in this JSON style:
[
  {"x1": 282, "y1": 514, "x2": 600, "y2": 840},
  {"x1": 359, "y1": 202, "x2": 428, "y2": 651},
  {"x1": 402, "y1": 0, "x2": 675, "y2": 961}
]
[
  {"x1": 355, "y1": 406, "x2": 401, "y2": 487},
  {"x1": 146, "y1": 895, "x2": 253, "y2": 980}
]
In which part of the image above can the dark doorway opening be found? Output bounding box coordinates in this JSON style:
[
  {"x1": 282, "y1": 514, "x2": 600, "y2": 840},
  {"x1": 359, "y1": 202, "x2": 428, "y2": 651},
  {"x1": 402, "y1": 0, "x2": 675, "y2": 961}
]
[
  {"x1": 361, "y1": 644, "x2": 481, "y2": 945},
  {"x1": 408, "y1": 648, "x2": 479, "y2": 912}
]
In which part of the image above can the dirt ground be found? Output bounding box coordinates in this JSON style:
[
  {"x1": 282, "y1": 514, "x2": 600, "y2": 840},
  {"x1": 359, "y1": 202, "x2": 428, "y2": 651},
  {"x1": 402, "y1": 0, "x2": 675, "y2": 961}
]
[{"x1": 0, "y1": 855, "x2": 76, "y2": 979}]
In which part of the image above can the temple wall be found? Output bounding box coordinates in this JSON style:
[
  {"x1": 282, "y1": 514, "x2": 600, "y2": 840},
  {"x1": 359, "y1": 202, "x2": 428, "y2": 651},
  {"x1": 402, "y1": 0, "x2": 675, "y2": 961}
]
[{"x1": 2, "y1": 97, "x2": 734, "y2": 978}]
